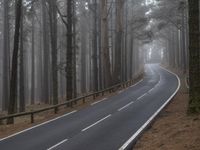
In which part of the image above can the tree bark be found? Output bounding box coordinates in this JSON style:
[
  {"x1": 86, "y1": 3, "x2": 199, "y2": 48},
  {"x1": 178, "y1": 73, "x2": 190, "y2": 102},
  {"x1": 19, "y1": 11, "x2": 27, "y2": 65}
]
[
  {"x1": 31, "y1": 6, "x2": 35, "y2": 105},
  {"x1": 49, "y1": 0, "x2": 58, "y2": 105},
  {"x1": 113, "y1": 0, "x2": 124, "y2": 84},
  {"x1": 100, "y1": 0, "x2": 112, "y2": 88},
  {"x1": 19, "y1": 5, "x2": 25, "y2": 112},
  {"x1": 2, "y1": 0, "x2": 10, "y2": 111},
  {"x1": 92, "y1": 0, "x2": 99, "y2": 92},
  {"x1": 66, "y1": 0, "x2": 73, "y2": 100},
  {"x1": 42, "y1": 0, "x2": 50, "y2": 104},
  {"x1": 188, "y1": 0, "x2": 200, "y2": 113},
  {"x1": 72, "y1": 1, "x2": 77, "y2": 98},
  {"x1": 7, "y1": 0, "x2": 22, "y2": 124}
]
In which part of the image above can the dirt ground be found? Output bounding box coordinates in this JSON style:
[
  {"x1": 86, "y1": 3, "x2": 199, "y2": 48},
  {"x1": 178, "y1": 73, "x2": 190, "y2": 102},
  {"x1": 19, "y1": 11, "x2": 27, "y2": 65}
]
[{"x1": 134, "y1": 69, "x2": 200, "y2": 150}]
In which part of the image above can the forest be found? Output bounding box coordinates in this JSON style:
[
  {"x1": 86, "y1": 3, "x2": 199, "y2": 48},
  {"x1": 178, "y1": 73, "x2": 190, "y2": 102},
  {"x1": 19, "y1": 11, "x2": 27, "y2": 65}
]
[
  {"x1": 0, "y1": 0, "x2": 200, "y2": 149},
  {"x1": 0, "y1": 0, "x2": 199, "y2": 123}
]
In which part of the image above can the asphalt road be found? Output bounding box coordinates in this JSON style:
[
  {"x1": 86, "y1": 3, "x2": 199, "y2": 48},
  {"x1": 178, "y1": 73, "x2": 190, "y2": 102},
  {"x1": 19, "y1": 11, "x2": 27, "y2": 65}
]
[{"x1": 0, "y1": 64, "x2": 179, "y2": 150}]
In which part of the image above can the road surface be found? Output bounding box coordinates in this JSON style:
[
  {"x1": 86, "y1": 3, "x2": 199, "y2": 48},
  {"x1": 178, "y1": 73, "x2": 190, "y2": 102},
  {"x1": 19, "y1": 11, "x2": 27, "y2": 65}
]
[{"x1": 0, "y1": 64, "x2": 179, "y2": 150}]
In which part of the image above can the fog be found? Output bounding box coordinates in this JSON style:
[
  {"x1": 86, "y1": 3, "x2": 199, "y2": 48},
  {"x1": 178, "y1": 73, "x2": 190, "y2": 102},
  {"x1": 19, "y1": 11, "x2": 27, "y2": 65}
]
[{"x1": 0, "y1": 0, "x2": 189, "y2": 114}]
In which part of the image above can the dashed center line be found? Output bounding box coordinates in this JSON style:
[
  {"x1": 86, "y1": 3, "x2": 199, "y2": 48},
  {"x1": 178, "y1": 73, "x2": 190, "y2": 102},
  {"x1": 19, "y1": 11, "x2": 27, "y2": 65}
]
[
  {"x1": 118, "y1": 101, "x2": 134, "y2": 111},
  {"x1": 137, "y1": 93, "x2": 147, "y2": 100},
  {"x1": 81, "y1": 115, "x2": 111, "y2": 132},
  {"x1": 47, "y1": 139, "x2": 68, "y2": 150},
  {"x1": 148, "y1": 88, "x2": 154, "y2": 93},
  {"x1": 91, "y1": 98, "x2": 107, "y2": 106}
]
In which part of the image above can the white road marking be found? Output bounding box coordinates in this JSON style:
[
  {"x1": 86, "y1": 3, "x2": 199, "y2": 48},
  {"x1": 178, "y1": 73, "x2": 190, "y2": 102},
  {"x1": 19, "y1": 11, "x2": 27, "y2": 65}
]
[
  {"x1": 47, "y1": 139, "x2": 68, "y2": 150},
  {"x1": 185, "y1": 76, "x2": 189, "y2": 89},
  {"x1": 118, "y1": 90, "x2": 124, "y2": 94},
  {"x1": 149, "y1": 66, "x2": 153, "y2": 74},
  {"x1": 91, "y1": 98, "x2": 107, "y2": 106},
  {"x1": 148, "y1": 87, "x2": 154, "y2": 93},
  {"x1": 0, "y1": 110, "x2": 77, "y2": 142},
  {"x1": 81, "y1": 115, "x2": 111, "y2": 132},
  {"x1": 137, "y1": 93, "x2": 147, "y2": 100},
  {"x1": 119, "y1": 65, "x2": 181, "y2": 150},
  {"x1": 131, "y1": 79, "x2": 143, "y2": 87},
  {"x1": 118, "y1": 102, "x2": 134, "y2": 112},
  {"x1": 158, "y1": 80, "x2": 161, "y2": 84}
]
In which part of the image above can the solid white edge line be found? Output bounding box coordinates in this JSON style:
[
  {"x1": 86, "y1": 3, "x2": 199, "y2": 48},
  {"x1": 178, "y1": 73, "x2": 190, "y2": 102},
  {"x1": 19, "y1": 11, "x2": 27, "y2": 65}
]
[
  {"x1": 118, "y1": 102, "x2": 134, "y2": 112},
  {"x1": 91, "y1": 98, "x2": 107, "y2": 106},
  {"x1": 119, "y1": 66, "x2": 181, "y2": 150},
  {"x1": 0, "y1": 110, "x2": 77, "y2": 142},
  {"x1": 131, "y1": 79, "x2": 143, "y2": 88},
  {"x1": 137, "y1": 93, "x2": 147, "y2": 100},
  {"x1": 47, "y1": 139, "x2": 68, "y2": 150},
  {"x1": 81, "y1": 114, "x2": 111, "y2": 132},
  {"x1": 118, "y1": 90, "x2": 124, "y2": 94},
  {"x1": 185, "y1": 76, "x2": 189, "y2": 89}
]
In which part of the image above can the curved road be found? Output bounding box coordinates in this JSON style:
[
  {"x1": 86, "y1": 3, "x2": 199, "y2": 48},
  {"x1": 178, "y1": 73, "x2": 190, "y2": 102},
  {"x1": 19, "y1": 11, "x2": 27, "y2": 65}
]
[{"x1": 0, "y1": 64, "x2": 179, "y2": 150}]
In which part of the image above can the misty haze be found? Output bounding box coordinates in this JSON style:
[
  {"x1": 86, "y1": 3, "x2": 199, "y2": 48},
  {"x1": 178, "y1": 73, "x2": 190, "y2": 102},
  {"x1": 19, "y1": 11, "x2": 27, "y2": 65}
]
[{"x1": 0, "y1": 0, "x2": 199, "y2": 150}]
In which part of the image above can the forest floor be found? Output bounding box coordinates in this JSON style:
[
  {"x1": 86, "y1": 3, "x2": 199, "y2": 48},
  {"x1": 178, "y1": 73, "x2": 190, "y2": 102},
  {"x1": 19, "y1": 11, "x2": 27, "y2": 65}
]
[
  {"x1": 134, "y1": 68, "x2": 200, "y2": 150},
  {"x1": 0, "y1": 75, "x2": 143, "y2": 139}
]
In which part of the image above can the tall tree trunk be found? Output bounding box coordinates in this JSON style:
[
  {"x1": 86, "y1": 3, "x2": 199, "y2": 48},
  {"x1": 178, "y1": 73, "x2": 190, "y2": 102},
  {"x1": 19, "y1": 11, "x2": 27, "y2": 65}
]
[
  {"x1": 80, "y1": 19, "x2": 87, "y2": 94},
  {"x1": 180, "y1": 2, "x2": 186, "y2": 72},
  {"x1": 100, "y1": 0, "x2": 112, "y2": 88},
  {"x1": 98, "y1": 4, "x2": 103, "y2": 90},
  {"x1": 188, "y1": 0, "x2": 200, "y2": 113},
  {"x1": 72, "y1": 1, "x2": 77, "y2": 98},
  {"x1": 113, "y1": 0, "x2": 124, "y2": 84},
  {"x1": 92, "y1": 0, "x2": 99, "y2": 92},
  {"x1": 7, "y1": 0, "x2": 22, "y2": 124},
  {"x1": 31, "y1": 6, "x2": 35, "y2": 105},
  {"x1": 42, "y1": 0, "x2": 50, "y2": 104},
  {"x1": 49, "y1": 0, "x2": 58, "y2": 105},
  {"x1": 19, "y1": 6, "x2": 25, "y2": 112},
  {"x1": 66, "y1": 0, "x2": 73, "y2": 100},
  {"x1": 124, "y1": 1, "x2": 128, "y2": 81},
  {"x1": 2, "y1": 0, "x2": 10, "y2": 111},
  {"x1": 129, "y1": 32, "x2": 134, "y2": 79}
]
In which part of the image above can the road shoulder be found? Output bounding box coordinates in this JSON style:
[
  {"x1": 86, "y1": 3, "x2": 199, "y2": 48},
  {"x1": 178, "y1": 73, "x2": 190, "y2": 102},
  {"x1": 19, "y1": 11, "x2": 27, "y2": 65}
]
[{"x1": 134, "y1": 69, "x2": 200, "y2": 150}]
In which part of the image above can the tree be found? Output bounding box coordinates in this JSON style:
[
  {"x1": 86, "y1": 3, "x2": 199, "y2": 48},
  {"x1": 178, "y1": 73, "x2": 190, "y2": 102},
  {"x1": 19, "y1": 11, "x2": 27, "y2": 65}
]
[
  {"x1": 188, "y1": 0, "x2": 200, "y2": 113},
  {"x1": 80, "y1": 9, "x2": 87, "y2": 94},
  {"x1": 48, "y1": 0, "x2": 58, "y2": 105},
  {"x1": 19, "y1": 4, "x2": 25, "y2": 112},
  {"x1": 42, "y1": 0, "x2": 50, "y2": 104},
  {"x1": 72, "y1": 0, "x2": 77, "y2": 98},
  {"x1": 7, "y1": 0, "x2": 22, "y2": 124},
  {"x1": 31, "y1": 5, "x2": 35, "y2": 105},
  {"x1": 2, "y1": 0, "x2": 10, "y2": 111},
  {"x1": 100, "y1": 0, "x2": 112, "y2": 88},
  {"x1": 66, "y1": 0, "x2": 73, "y2": 100},
  {"x1": 92, "y1": 0, "x2": 99, "y2": 92},
  {"x1": 113, "y1": 0, "x2": 124, "y2": 84}
]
